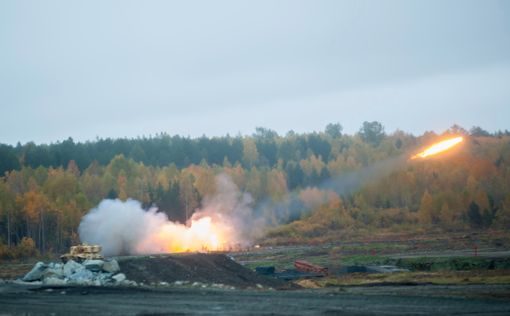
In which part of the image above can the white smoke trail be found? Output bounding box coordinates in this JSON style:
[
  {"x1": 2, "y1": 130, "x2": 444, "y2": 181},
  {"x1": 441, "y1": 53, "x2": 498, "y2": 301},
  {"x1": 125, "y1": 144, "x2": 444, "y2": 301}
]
[
  {"x1": 78, "y1": 174, "x2": 255, "y2": 256},
  {"x1": 79, "y1": 156, "x2": 409, "y2": 256},
  {"x1": 254, "y1": 154, "x2": 409, "y2": 224}
]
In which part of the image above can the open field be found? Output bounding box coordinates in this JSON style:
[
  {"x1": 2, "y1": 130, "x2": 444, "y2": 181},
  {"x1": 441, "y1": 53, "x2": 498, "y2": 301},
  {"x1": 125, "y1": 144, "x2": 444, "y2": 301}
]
[
  {"x1": 1, "y1": 233, "x2": 510, "y2": 315},
  {"x1": 236, "y1": 231, "x2": 510, "y2": 270},
  {"x1": 1, "y1": 283, "x2": 510, "y2": 315}
]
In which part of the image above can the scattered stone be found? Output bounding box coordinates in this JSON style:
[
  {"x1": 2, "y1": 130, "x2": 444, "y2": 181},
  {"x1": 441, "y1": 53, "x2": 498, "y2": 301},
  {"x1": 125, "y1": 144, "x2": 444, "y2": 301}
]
[
  {"x1": 102, "y1": 259, "x2": 120, "y2": 274},
  {"x1": 22, "y1": 259, "x2": 128, "y2": 287},
  {"x1": 13, "y1": 279, "x2": 42, "y2": 285},
  {"x1": 48, "y1": 262, "x2": 63, "y2": 270},
  {"x1": 96, "y1": 272, "x2": 113, "y2": 283},
  {"x1": 68, "y1": 269, "x2": 95, "y2": 285},
  {"x1": 83, "y1": 259, "x2": 104, "y2": 272},
  {"x1": 43, "y1": 267, "x2": 64, "y2": 280},
  {"x1": 22, "y1": 262, "x2": 47, "y2": 282},
  {"x1": 112, "y1": 273, "x2": 126, "y2": 283},
  {"x1": 63, "y1": 260, "x2": 84, "y2": 277},
  {"x1": 120, "y1": 279, "x2": 137, "y2": 286},
  {"x1": 25, "y1": 256, "x2": 187, "y2": 288},
  {"x1": 43, "y1": 277, "x2": 67, "y2": 286},
  {"x1": 21, "y1": 255, "x2": 268, "y2": 289}
]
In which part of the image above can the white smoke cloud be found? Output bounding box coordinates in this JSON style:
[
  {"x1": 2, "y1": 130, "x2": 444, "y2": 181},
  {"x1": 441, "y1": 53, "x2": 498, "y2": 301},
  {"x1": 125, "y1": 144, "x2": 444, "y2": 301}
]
[
  {"x1": 198, "y1": 174, "x2": 263, "y2": 242},
  {"x1": 78, "y1": 174, "x2": 257, "y2": 256},
  {"x1": 78, "y1": 199, "x2": 163, "y2": 256}
]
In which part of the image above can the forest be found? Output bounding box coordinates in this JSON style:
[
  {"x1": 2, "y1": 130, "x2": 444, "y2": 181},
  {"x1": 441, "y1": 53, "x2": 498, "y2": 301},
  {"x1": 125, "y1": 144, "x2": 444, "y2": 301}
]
[{"x1": 1, "y1": 122, "x2": 509, "y2": 259}]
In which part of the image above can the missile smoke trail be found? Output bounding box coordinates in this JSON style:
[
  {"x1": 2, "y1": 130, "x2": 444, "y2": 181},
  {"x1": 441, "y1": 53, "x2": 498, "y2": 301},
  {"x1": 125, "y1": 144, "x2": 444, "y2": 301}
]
[
  {"x1": 79, "y1": 154, "x2": 409, "y2": 255},
  {"x1": 253, "y1": 154, "x2": 408, "y2": 225}
]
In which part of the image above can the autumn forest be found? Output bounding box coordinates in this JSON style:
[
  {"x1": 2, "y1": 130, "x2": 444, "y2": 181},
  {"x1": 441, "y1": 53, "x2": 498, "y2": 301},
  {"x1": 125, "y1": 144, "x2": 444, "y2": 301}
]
[{"x1": 1, "y1": 122, "x2": 509, "y2": 259}]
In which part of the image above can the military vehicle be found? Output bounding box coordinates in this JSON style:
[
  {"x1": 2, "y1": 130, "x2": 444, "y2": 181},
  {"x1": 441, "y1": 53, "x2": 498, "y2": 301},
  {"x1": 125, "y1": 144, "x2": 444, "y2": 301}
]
[{"x1": 60, "y1": 244, "x2": 104, "y2": 263}]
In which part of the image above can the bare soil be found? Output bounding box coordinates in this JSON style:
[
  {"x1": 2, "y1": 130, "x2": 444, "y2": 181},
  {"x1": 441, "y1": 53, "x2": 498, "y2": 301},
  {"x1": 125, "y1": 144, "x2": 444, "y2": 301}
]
[
  {"x1": 0, "y1": 262, "x2": 34, "y2": 280},
  {"x1": 117, "y1": 253, "x2": 292, "y2": 289},
  {"x1": 1, "y1": 283, "x2": 510, "y2": 315},
  {"x1": 2, "y1": 232, "x2": 510, "y2": 315}
]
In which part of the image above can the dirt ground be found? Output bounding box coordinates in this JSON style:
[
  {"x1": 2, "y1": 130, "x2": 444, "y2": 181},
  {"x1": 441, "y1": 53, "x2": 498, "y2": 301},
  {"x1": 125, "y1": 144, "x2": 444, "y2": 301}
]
[
  {"x1": 2, "y1": 232, "x2": 510, "y2": 315},
  {"x1": 117, "y1": 253, "x2": 291, "y2": 289},
  {"x1": 1, "y1": 283, "x2": 510, "y2": 315}
]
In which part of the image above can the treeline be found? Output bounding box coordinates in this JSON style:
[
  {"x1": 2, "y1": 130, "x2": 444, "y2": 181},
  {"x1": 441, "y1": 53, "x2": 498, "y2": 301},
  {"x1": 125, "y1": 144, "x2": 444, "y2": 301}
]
[
  {"x1": 0, "y1": 122, "x2": 509, "y2": 258},
  {"x1": 1, "y1": 123, "x2": 509, "y2": 176}
]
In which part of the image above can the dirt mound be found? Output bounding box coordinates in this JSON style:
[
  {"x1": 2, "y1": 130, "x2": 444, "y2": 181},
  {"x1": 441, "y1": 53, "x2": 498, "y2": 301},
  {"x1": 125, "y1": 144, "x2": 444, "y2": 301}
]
[{"x1": 117, "y1": 253, "x2": 290, "y2": 289}]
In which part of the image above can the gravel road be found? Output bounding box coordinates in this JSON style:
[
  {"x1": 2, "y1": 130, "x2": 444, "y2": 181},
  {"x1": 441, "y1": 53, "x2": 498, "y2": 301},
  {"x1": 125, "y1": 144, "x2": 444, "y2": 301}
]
[{"x1": 1, "y1": 283, "x2": 509, "y2": 315}]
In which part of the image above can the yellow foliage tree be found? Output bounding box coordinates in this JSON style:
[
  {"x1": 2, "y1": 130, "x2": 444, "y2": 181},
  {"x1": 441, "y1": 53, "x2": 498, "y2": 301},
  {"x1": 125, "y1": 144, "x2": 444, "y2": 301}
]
[
  {"x1": 242, "y1": 138, "x2": 259, "y2": 167},
  {"x1": 418, "y1": 190, "x2": 435, "y2": 225}
]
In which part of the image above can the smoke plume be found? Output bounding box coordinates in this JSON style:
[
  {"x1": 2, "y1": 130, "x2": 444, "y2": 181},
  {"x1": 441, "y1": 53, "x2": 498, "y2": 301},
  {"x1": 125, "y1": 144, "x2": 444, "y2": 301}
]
[
  {"x1": 79, "y1": 155, "x2": 409, "y2": 255},
  {"x1": 255, "y1": 154, "x2": 408, "y2": 224},
  {"x1": 78, "y1": 174, "x2": 255, "y2": 256}
]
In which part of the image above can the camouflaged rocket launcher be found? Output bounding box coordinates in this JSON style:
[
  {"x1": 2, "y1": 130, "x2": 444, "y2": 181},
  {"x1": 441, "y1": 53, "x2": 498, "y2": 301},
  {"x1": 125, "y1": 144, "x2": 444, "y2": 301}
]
[{"x1": 60, "y1": 244, "x2": 104, "y2": 263}]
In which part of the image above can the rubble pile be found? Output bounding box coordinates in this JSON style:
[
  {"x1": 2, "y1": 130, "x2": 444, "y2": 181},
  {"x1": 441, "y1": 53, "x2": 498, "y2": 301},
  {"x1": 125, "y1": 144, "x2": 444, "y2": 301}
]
[
  {"x1": 21, "y1": 259, "x2": 136, "y2": 286},
  {"x1": 16, "y1": 253, "x2": 292, "y2": 289}
]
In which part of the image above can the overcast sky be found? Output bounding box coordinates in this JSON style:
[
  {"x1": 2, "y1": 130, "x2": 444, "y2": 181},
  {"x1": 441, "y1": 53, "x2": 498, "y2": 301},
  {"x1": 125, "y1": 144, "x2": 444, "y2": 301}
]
[{"x1": 1, "y1": 0, "x2": 509, "y2": 145}]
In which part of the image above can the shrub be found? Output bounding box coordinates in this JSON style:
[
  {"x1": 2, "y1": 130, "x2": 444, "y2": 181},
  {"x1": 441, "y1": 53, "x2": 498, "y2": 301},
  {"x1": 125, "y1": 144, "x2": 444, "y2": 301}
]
[
  {"x1": 0, "y1": 243, "x2": 16, "y2": 260},
  {"x1": 15, "y1": 237, "x2": 39, "y2": 259}
]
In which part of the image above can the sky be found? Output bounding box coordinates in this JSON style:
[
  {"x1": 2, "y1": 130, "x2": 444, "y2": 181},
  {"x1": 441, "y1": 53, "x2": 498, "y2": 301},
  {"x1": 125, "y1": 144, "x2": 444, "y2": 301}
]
[{"x1": 1, "y1": 0, "x2": 509, "y2": 145}]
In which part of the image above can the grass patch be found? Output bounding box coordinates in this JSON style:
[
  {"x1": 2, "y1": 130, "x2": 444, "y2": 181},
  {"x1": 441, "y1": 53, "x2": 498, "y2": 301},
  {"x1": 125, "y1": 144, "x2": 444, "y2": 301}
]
[
  {"x1": 0, "y1": 262, "x2": 35, "y2": 279},
  {"x1": 395, "y1": 257, "x2": 510, "y2": 271},
  {"x1": 318, "y1": 270, "x2": 510, "y2": 287},
  {"x1": 238, "y1": 250, "x2": 510, "y2": 274},
  {"x1": 337, "y1": 255, "x2": 393, "y2": 266}
]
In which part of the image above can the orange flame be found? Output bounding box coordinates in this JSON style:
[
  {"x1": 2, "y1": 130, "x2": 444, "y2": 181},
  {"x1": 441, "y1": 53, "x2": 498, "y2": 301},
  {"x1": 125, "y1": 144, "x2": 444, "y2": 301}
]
[
  {"x1": 136, "y1": 215, "x2": 235, "y2": 253},
  {"x1": 411, "y1": 136, "x2": 464, "y2": 159}
]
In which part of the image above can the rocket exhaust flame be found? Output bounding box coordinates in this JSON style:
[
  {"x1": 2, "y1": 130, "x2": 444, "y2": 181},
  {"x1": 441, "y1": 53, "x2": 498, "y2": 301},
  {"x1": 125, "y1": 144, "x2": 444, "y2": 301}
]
[
  {"x1": 78, "y1": 175, "x2": 256, "y2": 256},
  {"x1": 411, "y1": 136, "x2": 464, "y2": 159},
  {"x1": 81, "y1": 134, "x2": 464, "y2": 257},
  {"x1": 137, "y1": 214, "x2": 235, "y2": 253}
]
